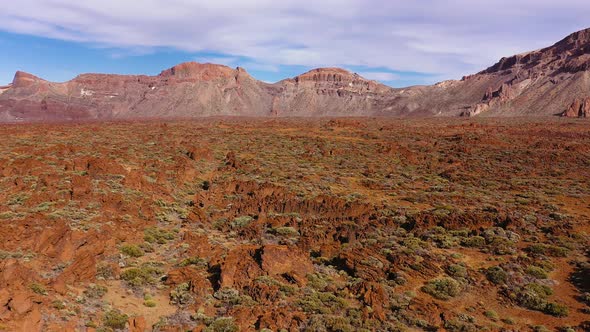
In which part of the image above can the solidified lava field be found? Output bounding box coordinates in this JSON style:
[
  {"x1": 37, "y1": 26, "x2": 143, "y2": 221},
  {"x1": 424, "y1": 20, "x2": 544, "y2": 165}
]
[{"x1": 0, "y1": 118, "x2": 588, "y2": 331}]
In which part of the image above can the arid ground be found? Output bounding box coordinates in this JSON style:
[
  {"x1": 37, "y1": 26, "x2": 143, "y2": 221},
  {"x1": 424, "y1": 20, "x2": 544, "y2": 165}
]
[{"x1": 0, "y1": 118, "x2": 588, "y2": 331}]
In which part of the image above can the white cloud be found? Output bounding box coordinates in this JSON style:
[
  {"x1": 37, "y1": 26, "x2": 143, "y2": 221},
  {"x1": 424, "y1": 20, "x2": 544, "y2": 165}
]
[
  {"x1": 357, "y1": 72, "x2": 400, "y2": 82},
  {"x1": 1, "y1": 0, "x2": 589, "y2": 83}
]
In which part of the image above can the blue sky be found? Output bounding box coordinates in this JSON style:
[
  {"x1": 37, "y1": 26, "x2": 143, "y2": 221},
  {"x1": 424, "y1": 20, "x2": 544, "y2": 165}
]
[{"x1": 0, "y1": 1, "x2": 589, "y2": 87}]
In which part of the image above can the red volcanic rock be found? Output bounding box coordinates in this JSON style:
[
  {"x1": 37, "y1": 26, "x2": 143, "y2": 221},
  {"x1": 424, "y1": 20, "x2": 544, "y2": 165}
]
[
  {"x1": 11, "y1": 71, "x2": 43, "y2": 88},
  {"x1": 128, "y1": 316, "x2": 147, "y2": 332},
  {"x1": 159, "y1": 61, "x2": 236, "y2": 81},
  {"x1": 165, "y1": 267, "x2": 212, "y2": 298},
  {"x1": 352, "y1": 281, "x2": 389, "y2": 321},
  {"x1": 295, "y1": 67, "x2": 356, "y2": 83},
  {"x1": 260, "y1": 245, "x2": 313, "y2": 285},
  {"x1": 563, "y1": 97, "x2": 590, "y2": 117},
  {"x1": 220, "y1": 246, "x2": 264, "y2": 289},
  {"x1": 291, "y1": 67, "x2": 391, "y2": 95}
]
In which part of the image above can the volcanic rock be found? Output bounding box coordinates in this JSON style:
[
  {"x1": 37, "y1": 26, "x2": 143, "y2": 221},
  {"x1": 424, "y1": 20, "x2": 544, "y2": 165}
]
[{"x1": 562, "y1": 97, "x2": 590, "y2": 117}]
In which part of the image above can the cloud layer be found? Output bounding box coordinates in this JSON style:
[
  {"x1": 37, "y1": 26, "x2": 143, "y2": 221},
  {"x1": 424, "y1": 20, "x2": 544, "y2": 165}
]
[{"x1": 1, "y1": 1, "x2": 590, "y2": 83}]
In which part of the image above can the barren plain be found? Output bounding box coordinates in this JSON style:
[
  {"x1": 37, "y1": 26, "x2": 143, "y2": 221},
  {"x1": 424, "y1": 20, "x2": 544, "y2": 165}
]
[{"x1": 0, "y1": 118, "x2": 588, "y2": 331}]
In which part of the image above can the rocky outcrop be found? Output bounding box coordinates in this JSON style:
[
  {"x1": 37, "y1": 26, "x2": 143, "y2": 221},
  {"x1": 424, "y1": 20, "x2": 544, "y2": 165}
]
[
  {"x1": 562, "y1": 97, "x2": 590, "y2": 117},
  {"x1": 11, "y1": 71, "x2": 44, "y2": 88}
]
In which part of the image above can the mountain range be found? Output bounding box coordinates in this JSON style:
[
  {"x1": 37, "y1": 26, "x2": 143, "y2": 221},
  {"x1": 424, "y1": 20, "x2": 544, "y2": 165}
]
[{"x1": 1, "y1": 28, "x2": 590, "y2": 121}]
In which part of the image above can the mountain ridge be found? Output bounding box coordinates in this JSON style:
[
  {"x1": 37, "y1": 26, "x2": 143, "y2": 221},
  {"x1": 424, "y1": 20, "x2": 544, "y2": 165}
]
[{"x1": 1, "y1": 28, "x2": 590, "y2": 121}]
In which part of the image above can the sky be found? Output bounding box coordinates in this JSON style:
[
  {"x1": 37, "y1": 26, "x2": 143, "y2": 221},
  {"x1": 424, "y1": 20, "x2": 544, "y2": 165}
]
[{"x1": 0, "y1": 1, "x2": 589, "y2": 87}]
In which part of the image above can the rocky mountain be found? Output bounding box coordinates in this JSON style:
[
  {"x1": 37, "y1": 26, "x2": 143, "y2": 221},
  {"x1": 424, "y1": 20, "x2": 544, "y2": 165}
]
[{"x1": 1, "y1": 28, "x2": 590, "y2": 121}]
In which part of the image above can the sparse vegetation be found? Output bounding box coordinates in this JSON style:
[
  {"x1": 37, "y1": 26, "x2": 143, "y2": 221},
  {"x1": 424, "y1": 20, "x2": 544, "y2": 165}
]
[
  {"x1": 120, "y1": 244, "x2": 144, "y2": 258},
  {"x1": 103, "y1": 309, "x2": 128, "y2": 330},
  {"x1": 120, "y1": 263, "x2": 164, "y2": 287},
  {"x1": 0, "y1": 119, "x2": 587, "y2": 331},
  {"x1": 421, "y1": 278, "x2": 462, "y2": 300}
]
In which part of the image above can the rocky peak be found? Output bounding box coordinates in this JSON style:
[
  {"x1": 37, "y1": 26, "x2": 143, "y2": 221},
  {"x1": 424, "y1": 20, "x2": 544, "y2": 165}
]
[
  {"x1": 294, "y1": 68, "x2": 356, "y2": 83},
  {"x1": 480, "y1": 28, "x2": 590, "y2": 75},
  {"x1": 159, "y1": 61, "x2": 239, "y2": 81},
  {"x1": 291, "y1": 67, "x2": 392, "y2": 94},
  {"x1": 553, "y1": 27, "x2": 590, "y2": 51},
  {"x1": 12, "y1": 71, "x2": 43, "y2": 88}
]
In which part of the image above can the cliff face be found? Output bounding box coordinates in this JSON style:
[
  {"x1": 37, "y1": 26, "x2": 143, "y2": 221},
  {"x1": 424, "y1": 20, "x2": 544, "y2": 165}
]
[
  {"x1": 1, "y1": 28, "x2": 590, "y2": 121},
  {"x1": 458, "y1": 28, "x2": 590, "y2": 117}
]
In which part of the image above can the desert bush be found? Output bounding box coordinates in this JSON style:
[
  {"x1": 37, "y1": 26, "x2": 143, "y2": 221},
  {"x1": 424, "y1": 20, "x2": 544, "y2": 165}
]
[
  {"x1": 120, "y1": 263, "x2": 163, "y2": 287},
  {"x1": 170, "y1": 282, "x2": 193, "y2": 305},
  {"x1": 144, "y1": 227, "x2": 176, "y2": 244},
  {"x1": 487, "y1": 237, "x2": 516, "y2": 255},
  {"x1": 213, "y1": 287, "x2": 242, "y2": 304},
  {"x1": 120, "y1": 244, "x2": 144, "y2": 258},
  {"x1": 515, "y1": 283, "x2": 567, "y2": 316},
  {"x1": 298, "y1": 290, "x2": 349, "y2": 314},
  {"x1": 544, "y1": 302, "x2": 569, "y2": 317},
  {"x1": 103, "y1": 309, "x2": 128, "y2": 330},
  {"x1": 483, "y1": 310, "x2": 498, "y2": 321},
  {"x1": 525, "y1": 266, "x2": 548, "y2": 279},
  {"x1": 143, "y1": 294, "x2": 157, "y2": 307},
  {"x1": 52, "y1": 300, "x2": 66, "y2": 310},
  {"x1": 230, "y1": 215, "x2": 254, "y2": 228},
  {"x1": 421, "y1": 278, "x2": 462, "y2": 300},
  {"x1": 485, "y1": 266, "x2": 507, "y2": 285},
  {"x1": 270, "y1": 226, "x2": 300, "y2": 237},
  {"x1": 447, "y1": 264, "x2": 467, "y2": 278},
  {"x1": 527, "y1": 244, "x2": 569, "y2": 257},
  {"x1": 306, "y1": 315, "x2": 355, "y2": 332},
  {"x1": 144, "y1": 299, "x2": 156, "y2": 307},
  {"x1": 178, "y1": 256, "x2": 207, "y2": 267},
  {"x1": 96, "y1": 263, "x2": 115, "y2": 280},
  {"x1": 84, "y1": 284, "x2": 108, "y2": 299},
  {"x1": 204, "y1": 317, "x2": 238, "y2": 332},
  {"x1": 30, "y1": 283, "x2": 47, "y2": 295},
  {"x1": 532, "y1": 326, "x2": 551, "y2": 332},
  {"x1": 460, "y1": 236, "x2": 486, "y2": 248}
]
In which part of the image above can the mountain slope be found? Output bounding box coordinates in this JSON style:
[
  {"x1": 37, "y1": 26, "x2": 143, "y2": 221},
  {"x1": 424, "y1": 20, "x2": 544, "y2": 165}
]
[{"x1": 1, "y1": 28, "x2": 590, "y2": 121}]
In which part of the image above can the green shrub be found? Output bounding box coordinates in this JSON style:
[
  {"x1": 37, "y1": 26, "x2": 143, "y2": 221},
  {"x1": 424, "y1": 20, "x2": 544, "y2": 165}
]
[
  {"x1": 421, "y1": 278, "x2": 462, "y2": 300},
  {"x1": 544, "y1": 302, "x2": 569, "y2": 317},
  {"x1": 143, "y1": 299, "x2": 157, "y2": 307},
  {"x1": 204, "y1": 317, "x2": 239, "y2": 332},
  {"x1": 213, "y1": 287, "x2": 241, "y2": 305},
  {"x1": 170, "y1": 283, "x2": 193, "y2": 305},
  {"x1": 120, "y1": 263, "x2": 163, "y2": 287},
  {"x1": 230, "y1": 216, "x2": 253, "y2": 228},
  {"x1": 178, "y1": 256, "x2": 207, "y2": 267},
  {"x1": 461, "y1": 236, "x2": 486, "y2": 248},
  {"x1": 52, "y1": 300, "x2": 66, "y2": 310},
  {"x1": 103, "y1": 309, "x2": 128, "y2": 330},
  {"x1": 84, "y1": 284, "x2": 108, "y2": 299},
  {"x1": 527, "y1": 244, "x2": 569, "y2": 257},
  {"x1": 270, "y1": 226, "x2": 300, "y2": 237},
  {"x1": 143, "y1": 227, "x2": 176, "y2": 244},
  {"x1": 298, "y1": 291, "x2": 349, "y2": 314},
  {"x1": 30, "y1": 283, "x2": 47, "y2": 295},
  {"x1": 516, "y1": 283, "x2": 560, "y2": 314},
  {"x1": 120, "y1": 244, "x2": 144, "y2": 258},
  {"x1": 485, "y1": 266, "x2": 507, "y2": 285},
  {"x1": 447, "y1": 264, "x2": 467, "y2": 278},
  {"x1": 484, "y1": 310, "x2": 498, "y2": 321},
  {"x1": 525, "y1": 266, "x2": 548, "y2": 279},
  {"x1": 524, "y1": 283, "x2": 553, "y2": 298}
]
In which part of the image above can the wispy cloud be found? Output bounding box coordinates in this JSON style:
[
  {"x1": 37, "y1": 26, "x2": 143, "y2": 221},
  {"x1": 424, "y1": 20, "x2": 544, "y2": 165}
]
[
  {"x1": 0, "y1": 1, "x2": 589, "y2": 83},
  {"x1": 357, "y1": 71, "x2": 400, "y2": 82}
]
